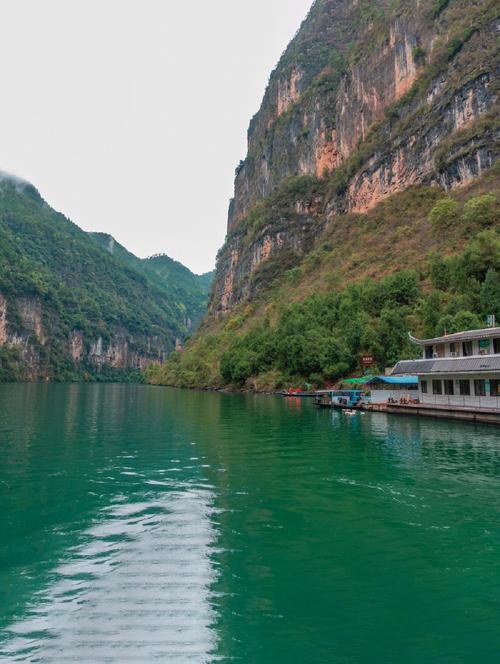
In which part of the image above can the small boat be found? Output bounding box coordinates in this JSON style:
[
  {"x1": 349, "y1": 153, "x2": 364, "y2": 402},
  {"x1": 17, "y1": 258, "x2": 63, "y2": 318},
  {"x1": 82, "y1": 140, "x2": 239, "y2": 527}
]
[
  {"x1": 344, "y1": 409, "x2": 358, "y2": 416},
  {"x1": 315, "y1": 389, "x2": 368, "y2": 410},
  {"x1": 314, "y1": 394, "x2": 335, "y2": 408}
]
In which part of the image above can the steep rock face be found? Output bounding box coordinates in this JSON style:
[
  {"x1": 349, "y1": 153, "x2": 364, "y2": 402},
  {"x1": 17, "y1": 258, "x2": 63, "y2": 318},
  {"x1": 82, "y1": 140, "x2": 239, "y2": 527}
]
[
  {"x1": 228, "y1": 7, "x2": 425, "y2": 231},
  {"x1": 69, "y1": 330, "x2": 84, "y2": 363},
  {"x1": 0, "y1": 293, "x2": 167, "y2": 381},
  {"x1": 213, "y1": 213, "x2": 320, "y2": 311},
  {"x1": 18, "y1": 296, "x2": 45, "y2": 343},
  {"x1": 344, "y1": 68, "x2": 497, "y2": 214},
  {"x1": 88, "y1": 334, "x2": 165, "y2": 371},
  {"x1": 228, "y1": 0, "x2": 355, "y2": 230},
  {"x1": 0, "y1": 296, "x2": 43, "y2": 381},
  {"x1": 336, "y1": 16, "x2": 420, "y2": 162},
  {"x1": 213, "y1": 0, "x2": 499, "y2": 313}
]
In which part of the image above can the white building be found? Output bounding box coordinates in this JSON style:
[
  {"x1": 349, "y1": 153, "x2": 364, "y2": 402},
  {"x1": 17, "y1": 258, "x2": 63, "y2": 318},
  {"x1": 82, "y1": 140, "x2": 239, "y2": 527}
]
[
  {"x1": 392, "y1": 327, "x2": 500, "y2": 412},
  {"x1": 365, "y1": 376, "x2": 419, "y2": 404}
]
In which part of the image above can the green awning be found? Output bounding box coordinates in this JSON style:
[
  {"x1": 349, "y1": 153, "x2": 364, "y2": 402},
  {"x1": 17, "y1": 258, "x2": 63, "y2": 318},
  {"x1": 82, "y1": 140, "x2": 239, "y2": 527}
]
[{"x1": 343, "y1": 376, "x2": 375, "y2": 385}]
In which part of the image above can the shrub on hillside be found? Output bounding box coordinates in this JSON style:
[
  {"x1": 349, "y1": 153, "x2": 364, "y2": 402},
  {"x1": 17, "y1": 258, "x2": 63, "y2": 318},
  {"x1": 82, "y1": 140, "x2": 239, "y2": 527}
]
[
  {"x1": 429, "y1": 198, "x2": 460, "y2": 229},
  {"x1": 412, "y1": 46, "x2": 426, "y2": 66},
  {"x1": 462, "y1": 194, "x2": 499, "y2": 229}
]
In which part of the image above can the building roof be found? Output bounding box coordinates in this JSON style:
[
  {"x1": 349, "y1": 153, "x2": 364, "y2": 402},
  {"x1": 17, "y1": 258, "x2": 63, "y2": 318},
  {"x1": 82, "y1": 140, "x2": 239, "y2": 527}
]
[
  {"x1": 367, "y1": 375, "x2": 418, "y2": 385},
  {"x1": 409, "y1": 327, "x2": 500, "y2": 346},
  {"x1": 392, "y1": 355, "x2": 500, "y2": 376}
]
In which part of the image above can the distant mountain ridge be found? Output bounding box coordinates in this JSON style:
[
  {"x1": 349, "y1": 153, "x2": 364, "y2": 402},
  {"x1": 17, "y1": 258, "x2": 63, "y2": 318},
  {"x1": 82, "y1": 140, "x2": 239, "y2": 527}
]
[
  {"x1": 0, "y1": 175, "x2": 213, "y2": 381},
  {"x1": 89, "y1": 233, "x2": 213, "y2": 332}
]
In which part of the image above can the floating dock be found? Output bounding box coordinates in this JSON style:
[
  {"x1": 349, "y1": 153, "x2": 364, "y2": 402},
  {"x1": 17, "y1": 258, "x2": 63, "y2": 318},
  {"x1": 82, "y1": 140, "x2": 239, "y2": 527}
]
[{"x1": 365, "y1": 401, "x2": 500, "y2": 425}]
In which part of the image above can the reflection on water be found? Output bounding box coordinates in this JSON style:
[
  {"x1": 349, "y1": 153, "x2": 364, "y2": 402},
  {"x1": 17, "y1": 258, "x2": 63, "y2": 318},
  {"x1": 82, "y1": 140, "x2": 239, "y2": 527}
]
[
  {"x1": 3, "y1": 488, "x2": 219, "y2": 662},
  {"x1": 1, "y1": 385, "x2": 500, "y2": 663},
  {"x1": 367, "y1": 409, "x2": 500, "y2": 474}
]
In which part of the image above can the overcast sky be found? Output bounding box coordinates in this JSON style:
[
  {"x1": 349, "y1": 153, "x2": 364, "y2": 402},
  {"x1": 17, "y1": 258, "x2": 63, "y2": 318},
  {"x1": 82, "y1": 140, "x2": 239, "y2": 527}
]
[{"x1": 0, "y1": 0, "x2": 313, "y2": 274}]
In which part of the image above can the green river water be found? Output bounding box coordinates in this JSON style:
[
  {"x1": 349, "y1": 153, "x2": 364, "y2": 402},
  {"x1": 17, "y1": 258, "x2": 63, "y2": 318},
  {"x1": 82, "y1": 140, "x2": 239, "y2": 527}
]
[{"x1": 0, "y1": 384, "x2": 499, "y2": 663}]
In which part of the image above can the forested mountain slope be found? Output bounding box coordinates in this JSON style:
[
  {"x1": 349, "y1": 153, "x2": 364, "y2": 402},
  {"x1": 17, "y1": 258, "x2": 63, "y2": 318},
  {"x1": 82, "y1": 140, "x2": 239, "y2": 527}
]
[
  {"x1": 0, "y1": 176, "x2": 211, "y2": 381},
  {"x1": 90, "y1": 234, "x2": 213, "y2": 332},
  {"x1": 147, "y1": 0, "x2": 499, "y2": 390}
]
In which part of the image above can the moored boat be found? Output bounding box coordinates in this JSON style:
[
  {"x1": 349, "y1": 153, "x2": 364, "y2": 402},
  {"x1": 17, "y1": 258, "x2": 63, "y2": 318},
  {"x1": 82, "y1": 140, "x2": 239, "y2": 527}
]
[
  {"x1": 280, "y1": 387, "x2": 317, "y2": 397},
  {"x1": 314, "y1": 389, "x2": 368, "y2": 410}
]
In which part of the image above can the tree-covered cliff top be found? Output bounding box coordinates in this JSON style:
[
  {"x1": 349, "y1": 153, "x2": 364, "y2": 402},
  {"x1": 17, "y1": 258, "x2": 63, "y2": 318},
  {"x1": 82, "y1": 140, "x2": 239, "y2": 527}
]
[{"x1": 89, "y1": 234, "x2": 213, "y2": 330}]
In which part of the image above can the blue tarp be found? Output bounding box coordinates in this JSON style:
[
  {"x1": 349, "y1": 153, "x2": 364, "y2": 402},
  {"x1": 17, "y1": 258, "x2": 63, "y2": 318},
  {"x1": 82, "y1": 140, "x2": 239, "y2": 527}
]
[{"x1": 367, "y1": 375, "x2": 418, "y2": 386}]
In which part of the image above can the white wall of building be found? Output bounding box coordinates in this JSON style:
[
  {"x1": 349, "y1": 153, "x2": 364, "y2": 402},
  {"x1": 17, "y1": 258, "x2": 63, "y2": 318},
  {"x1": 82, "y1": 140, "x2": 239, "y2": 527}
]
[
  {"x1": 418, "y1": 374, "x2": 500, "y2": 410},
  {"x1": 370, "y1": 389, "x2": 419, "y2": 404},
  {"x1": 423, "y1": 336, "x2": 500, "y2": 359}
]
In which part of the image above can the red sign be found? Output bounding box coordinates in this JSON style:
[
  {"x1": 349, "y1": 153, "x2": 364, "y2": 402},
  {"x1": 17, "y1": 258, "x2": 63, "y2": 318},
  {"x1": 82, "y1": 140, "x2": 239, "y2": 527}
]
[{"x1": 362, "y1": 355, "x2": 374, "y2": 367}]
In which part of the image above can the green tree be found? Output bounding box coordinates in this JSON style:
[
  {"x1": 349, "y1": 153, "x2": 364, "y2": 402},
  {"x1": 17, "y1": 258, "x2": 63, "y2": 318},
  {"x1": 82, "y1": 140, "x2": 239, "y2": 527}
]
[
  {"x1": 416, "y1": 290, "x2": 444, "y2": 337},
  {"x1": 480, "y1": 269, "x2": 500, "y2": 321},
  {"x1": 429, "y1": 253, "x2": 450, "y2": 290},
  {"x1": 436, "y1": 311, "x2": 483, "y2": 335},
  {"x1": 429, "y1": 198, "x2": 460, "y2": 229},
  {"x1": 462, "y1": 194, "x2": 499, "y2": 229},
  {"x1": 452, "y1": 230, "x2": 500, "y2": 287},
  {"x1": 376, "y1": 307, "x2": 412, "y2": 369}
]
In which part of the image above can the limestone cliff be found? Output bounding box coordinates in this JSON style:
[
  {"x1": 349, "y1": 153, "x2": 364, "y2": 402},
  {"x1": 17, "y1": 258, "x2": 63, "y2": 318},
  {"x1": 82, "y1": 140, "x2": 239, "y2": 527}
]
[
  {"x1": 0, "y1": 293, "x2": 166, "y2": 381},
  {"x1": 212, "y1": 0, "x2": 499, "y2": 314}
]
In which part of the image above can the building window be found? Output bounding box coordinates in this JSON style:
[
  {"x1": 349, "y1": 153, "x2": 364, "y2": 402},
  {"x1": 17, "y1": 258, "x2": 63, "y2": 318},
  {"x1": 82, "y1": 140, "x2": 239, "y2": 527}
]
[
  {"x1": 478, "y1": 339, "x2": 491, "y2": 355},
  {"x1": 474, "y1": 380, "x2": 486, "y2": 397},
  {"x1": 459, "y1": 380, "x2": 471, "y2": 396},
  {"x1": 463, "y1": 341, "x2": 473, "y2": 357},
  {"x1": 421, "y1": 380, "x2": 428, "y2": 394},
  {"x1": 494, "y1": 339, "x2": 500, "y2": 354},
  {"x1": 449, "y1": 343, "x2": 456, "y2": 355},
  {"x1": 425, "y1": 346, "x2": 434, "y2": 359},
  {"x1": 490, "y1": 380, "x2": 500, "y2": 397},
  {"x1": 432, "y1": 380, "x2": 442, "y2": 395},
  {"x1": 444, "y1": 380, "x2": 454, "y2": 396}
]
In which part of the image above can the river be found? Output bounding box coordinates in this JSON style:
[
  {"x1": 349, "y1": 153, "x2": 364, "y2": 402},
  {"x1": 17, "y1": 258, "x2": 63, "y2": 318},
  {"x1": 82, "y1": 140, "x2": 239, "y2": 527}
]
[{"x1": 0, "y1": 384, "x2": 499, "y2": 662}]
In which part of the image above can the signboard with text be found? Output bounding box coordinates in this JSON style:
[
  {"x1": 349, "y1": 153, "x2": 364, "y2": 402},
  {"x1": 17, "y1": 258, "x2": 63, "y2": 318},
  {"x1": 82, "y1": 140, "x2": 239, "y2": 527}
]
[{"x1": 362, "y1": 355, "x2": 374, "y2": 367}]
